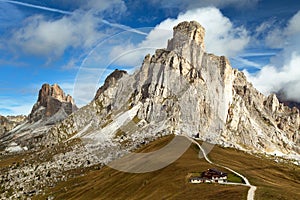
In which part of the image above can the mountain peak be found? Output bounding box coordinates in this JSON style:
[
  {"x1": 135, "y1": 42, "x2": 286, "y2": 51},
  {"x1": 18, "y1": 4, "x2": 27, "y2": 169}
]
[
  {"x1": 29, "y1": 83, "x2": 77, "y2": 122},
  {"x1": 94, "y1": 69, "x2": 128, "y2": 100},
  {"x1": 167, "y1": 21, "x2": 205, "y2": 52},
  {"x1": 38, "y1": 83, "x2": 74, "y2": 104}
]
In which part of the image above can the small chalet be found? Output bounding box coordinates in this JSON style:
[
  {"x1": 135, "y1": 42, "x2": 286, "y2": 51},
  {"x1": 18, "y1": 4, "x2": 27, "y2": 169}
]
[{"x1": 190, "y1": 168, "x2": 227, "y2": 184}]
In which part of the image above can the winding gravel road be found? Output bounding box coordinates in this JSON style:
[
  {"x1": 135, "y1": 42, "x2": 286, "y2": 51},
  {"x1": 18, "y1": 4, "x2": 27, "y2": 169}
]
[{"x1": 186, "y1": 136, "x2": 257, "y2": 200}]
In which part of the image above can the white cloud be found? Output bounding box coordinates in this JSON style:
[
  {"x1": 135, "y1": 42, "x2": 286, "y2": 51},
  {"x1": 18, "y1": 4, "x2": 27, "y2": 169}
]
[
  {"x1": 265, "y1": 28, "x2": 285, "y2": 49},
  {"x1": 247, "y1": 10, "x2": 300, "y2": 102},
  {"x1": 10, "y1": 12, "x2": 104, "y2": 58},
  {"x1": 246, "y1": 53, "x2": 300, "y2": 102},
  {"x1": 150, "y1": 0, "x2": 259, "y2": 9},
  {"x1": 73, "y1": 67, "x2": 113, "y2": 106},
  {"x1": 286, "y1": 11, "x2": 300, "y2": 35},
  {"x1": 264, "y1": 11, "x2": 300, "y2": 52},
  {"x1": 151, "y1": 7, "x2": 249, "y2": 57},
  {"x1": 109, "y1": 44, "x2": 148, "y2": 67},
  {"x1": 9, "y1": 0, "x2": 127, "y2": 58},
  {"x1": 107, "y1": 7, "x2": 249, "y2": 68}
]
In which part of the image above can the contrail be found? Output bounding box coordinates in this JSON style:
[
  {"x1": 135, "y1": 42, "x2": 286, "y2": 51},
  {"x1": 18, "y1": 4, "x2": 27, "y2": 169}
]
[
  {"x1": 102, "y1": 20, "x2": 148, "y2": 36},
  {"x1": 1, "y1": 0, "x2": 148, "y2": 35},
  {"x1": 0, "y1": 0, "x2": 72, "y2": 15}
]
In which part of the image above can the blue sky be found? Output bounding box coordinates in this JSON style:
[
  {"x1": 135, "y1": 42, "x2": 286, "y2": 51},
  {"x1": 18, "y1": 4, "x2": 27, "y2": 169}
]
[{"x1": 1, "y1": 0, "x2": 300, "y2": 115}]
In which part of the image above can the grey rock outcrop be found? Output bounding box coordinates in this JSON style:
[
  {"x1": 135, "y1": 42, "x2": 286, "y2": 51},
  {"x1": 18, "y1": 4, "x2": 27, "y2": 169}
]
[
  {"x1": 44, "y1": 21, "x2": 299, "y2": 161},
  {"x1": 0, "y1": 115, "x2": 26, "y2": 136},
  {"x1": 225, "y1": 72, "x2": 299, "y2": 154}
]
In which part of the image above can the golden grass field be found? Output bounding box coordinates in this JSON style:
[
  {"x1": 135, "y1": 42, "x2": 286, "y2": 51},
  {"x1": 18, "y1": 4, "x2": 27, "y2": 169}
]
[{"x1": 33, "y1": 135, "x2": 300, "y2": 200}]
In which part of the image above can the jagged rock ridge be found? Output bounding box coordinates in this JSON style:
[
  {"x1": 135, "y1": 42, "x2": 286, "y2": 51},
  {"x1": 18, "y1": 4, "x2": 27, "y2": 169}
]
[{"x1": 43, "y1": 21, "x2": 299, "y2": 161}]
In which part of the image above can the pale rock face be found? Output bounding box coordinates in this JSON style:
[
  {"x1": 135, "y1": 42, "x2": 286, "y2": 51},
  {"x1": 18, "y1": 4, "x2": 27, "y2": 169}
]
[
  {"x1": 265, "y1": 94, "x2": 280, "y2": 113},
  {"x1": 167, "y1": 21, "x2": 205, "y2": 67},
  {"x1": 168, "y1": 21, "x2": 205, "y2": 51},
  {"x1": 43, "y1": 21, "x2": 299, "y2": 162},
  {"x1": 225, "y1": 71, "x2": 299, "y2": 154}
]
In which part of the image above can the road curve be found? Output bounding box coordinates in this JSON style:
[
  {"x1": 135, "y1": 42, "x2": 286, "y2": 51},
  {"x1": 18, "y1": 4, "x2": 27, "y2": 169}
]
[{"x1": 185, "y1": 136, "x2": 256, "y2": 200}]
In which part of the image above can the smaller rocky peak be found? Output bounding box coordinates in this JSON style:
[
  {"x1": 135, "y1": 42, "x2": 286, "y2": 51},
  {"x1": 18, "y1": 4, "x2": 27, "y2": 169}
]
[
  {"x1": 167, "y1": 21, "x2": 206, "y2": 51},
  {"x1": 142, "y1": 54, "x2": 151, "y2": 64},
  {"x1": 219, "y1": 56, "x2": 230, "y2": 67},
  {"x1": 51, "y1": 83, "x2": 65, "y2": 102},
  {"x1": 265, "y1": 93, "x2": 280, "y2": 113},
  {"x1": 0, "y1": 115, "x2": 9, "y2": 135},
  {"x1": 94, "y1": 69, "x2": 128, "y2": 100},
  {"x1": 66, "y1": 94, "x2": 75, "y2": 105},
  {"x1": 219, "y1": 56, "x2": 232, "y2": 75},
  {"x1": 38, "y1": 83, "x2": 73, "y2": 104},
  {"x1": 29, "y1": 83, "x2": 77, "y2": 123}
]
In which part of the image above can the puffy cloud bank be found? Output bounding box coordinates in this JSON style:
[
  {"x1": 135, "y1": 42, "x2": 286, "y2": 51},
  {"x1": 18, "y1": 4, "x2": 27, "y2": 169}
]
[
  {"x1": 9, "y1": 0, "x2": 126, "y2": 58},
  {"x1": 246, "y1": 11, "x2": 300, "y2": 102},
  {"x1": 109, "y1": 7, "x2": 250, "y2": 67},
  {"x1": 149, "y1": 7, "x2": 249, "y2": 57}
]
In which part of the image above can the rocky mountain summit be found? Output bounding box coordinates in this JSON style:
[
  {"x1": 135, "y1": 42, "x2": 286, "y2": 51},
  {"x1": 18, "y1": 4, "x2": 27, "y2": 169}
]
[
  {"x1": 44, "y1": 21, "x2": 299, "y2": 158},
  {"x1": 29, "y1": 83, "x2": 77, "y2": 123},
  {"x1": 0, "y1": 83, "x2": 77, "y2": 152}
]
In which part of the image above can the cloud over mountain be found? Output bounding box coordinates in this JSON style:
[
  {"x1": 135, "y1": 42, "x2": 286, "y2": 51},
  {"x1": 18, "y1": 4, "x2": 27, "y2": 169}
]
[{"x1": 108, "y1": 7, "x2": 249, "y2": 67}]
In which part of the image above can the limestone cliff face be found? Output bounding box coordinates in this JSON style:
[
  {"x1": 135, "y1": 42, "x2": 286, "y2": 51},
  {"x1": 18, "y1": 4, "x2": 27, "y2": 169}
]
[{"x1": 44, "y1": 21, "x2": 299, "y2": 160}]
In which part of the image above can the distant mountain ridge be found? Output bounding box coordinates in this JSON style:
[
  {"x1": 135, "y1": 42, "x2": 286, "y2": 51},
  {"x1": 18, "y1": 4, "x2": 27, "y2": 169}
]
[
  {"x1": 0, "y1": 115, "x2": 26, "y2": 136},
  {"x1": 276, "y1": 91, "x2": 300, "y2": 110},
  {"x1": 29, "y1": 83, "x2": 77, "y2": 123},
  {"x1": 0, "y1": 83, "x2": 77, "y2": 152}
]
